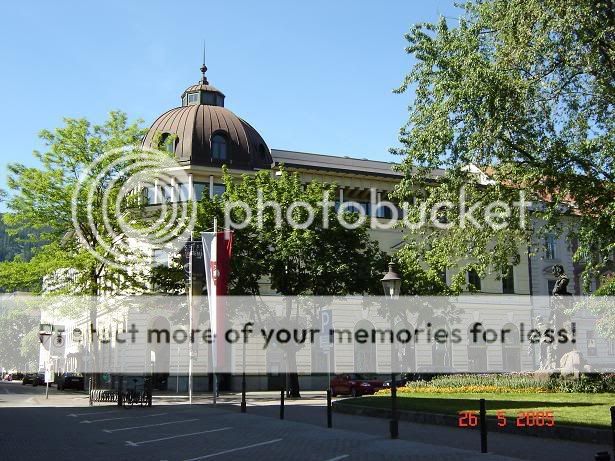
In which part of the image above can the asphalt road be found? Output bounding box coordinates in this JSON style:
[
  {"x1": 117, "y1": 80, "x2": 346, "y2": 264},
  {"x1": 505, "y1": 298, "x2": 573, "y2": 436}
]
[{"x1": 0, "y1": 381, "x2": 609, "y2": 461}]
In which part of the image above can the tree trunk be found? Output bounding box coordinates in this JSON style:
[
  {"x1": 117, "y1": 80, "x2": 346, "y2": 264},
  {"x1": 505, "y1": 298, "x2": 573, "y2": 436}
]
[
  {"x1": 287, "y1": 355, "x2": 301, "y2": 398},
  {"x1": 284, "y1": 296, "x2": 301, "y2": 398}
]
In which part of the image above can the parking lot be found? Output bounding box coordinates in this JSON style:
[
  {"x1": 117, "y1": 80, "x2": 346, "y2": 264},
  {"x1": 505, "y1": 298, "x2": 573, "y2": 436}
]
[
  {"x1": 0, "y1": 382, "x2": 521, "y2": 461},
  {"x1": 1, "y1": 381, "x2": 607, "y2": 461}
]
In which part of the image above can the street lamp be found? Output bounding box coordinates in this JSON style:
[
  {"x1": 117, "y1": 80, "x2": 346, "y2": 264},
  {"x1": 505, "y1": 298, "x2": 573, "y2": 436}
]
[
  {"x1": 381, "y1": 262, "x2": 401, "y2": 300},
  {"x1": 381, "y1": 261, "x2": 401, "y2": 439}
]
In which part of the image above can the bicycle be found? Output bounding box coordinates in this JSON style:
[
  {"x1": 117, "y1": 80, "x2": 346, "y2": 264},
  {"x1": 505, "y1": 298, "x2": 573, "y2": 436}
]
[{"x1": 123, "y1": 379, "x2": 146, "y2": 408}]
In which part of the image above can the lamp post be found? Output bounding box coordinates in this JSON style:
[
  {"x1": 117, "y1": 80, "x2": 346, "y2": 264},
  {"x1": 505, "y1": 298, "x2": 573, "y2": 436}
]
[{"x1": 381, "y1": 261, "x2": 401, "y2": 439}]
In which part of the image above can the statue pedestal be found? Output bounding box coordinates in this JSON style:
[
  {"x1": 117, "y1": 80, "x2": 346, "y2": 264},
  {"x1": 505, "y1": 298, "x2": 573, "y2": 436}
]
[{"x1": 533, "y1": 369, "x2": 560, "y2": 382}]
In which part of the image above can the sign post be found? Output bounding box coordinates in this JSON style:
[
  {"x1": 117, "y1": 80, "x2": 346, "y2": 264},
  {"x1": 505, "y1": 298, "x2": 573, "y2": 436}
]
[{"x1": 320, "y1": 309, "x2": 333, "y2": 389}]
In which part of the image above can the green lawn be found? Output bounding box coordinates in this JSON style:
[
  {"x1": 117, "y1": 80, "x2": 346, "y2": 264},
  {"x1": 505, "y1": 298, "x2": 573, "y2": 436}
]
[{"x1": 338, "y1": 392, "x2": 615, "y2": 428}]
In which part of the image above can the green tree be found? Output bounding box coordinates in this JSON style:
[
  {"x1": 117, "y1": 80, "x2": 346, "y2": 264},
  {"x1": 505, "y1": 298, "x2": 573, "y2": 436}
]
[
  {"x1": 0, "y1": 112, "x2": 174, "y2": 384},
  {"x1": 0, "y1": 307, "x2": 39, "y2": 371},
  {"x1": 1, "y1": 111, "x2": 154, "y2": 294},
  {"x1": 194, "y1": 167, "x2": 387, "y2": 396},
  {"x1": 393, "y1": 0, "x2": 614, "y2": 297}
]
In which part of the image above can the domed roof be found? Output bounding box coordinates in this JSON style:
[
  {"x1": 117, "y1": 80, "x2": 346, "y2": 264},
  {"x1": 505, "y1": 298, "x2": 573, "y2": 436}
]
[
  {"x1": 143, "y1": 104, "x2": 272, "y2": 169},
  {"x1": 143, "y1": 64, "x2": 272, "y2": 170}
]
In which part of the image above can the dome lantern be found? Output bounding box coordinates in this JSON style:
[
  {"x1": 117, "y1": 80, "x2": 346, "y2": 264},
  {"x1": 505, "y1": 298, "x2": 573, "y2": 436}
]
[
  {"x1": 143, "y1": 62, "x2": 272, "y2": 171},
  {"x1": 181, "y1": 63, "x2": 225, "y2": 107}
]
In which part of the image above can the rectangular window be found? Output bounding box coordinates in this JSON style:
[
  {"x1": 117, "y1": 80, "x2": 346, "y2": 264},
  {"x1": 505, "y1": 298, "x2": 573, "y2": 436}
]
[
  {"x1": 203, "y1": 92, "x2": 216, "y2": 105},
  {"x1": 345, "y1": 202, "x2": 369, "y2": 216},
  {"x1": 586, "y1": 331, "x2": 597, "y2": 357},
  {"x1": 162, "y1": 185, "x2": 174, "y2": 202},
  {"x1": 187, "y1": 93, "x2": 199, "y2": 104},
  {"x1": 545, "y1": 234, "x2": 557, "y2": 259},
  {"x1": 376, "y1": 205, "x2": 392, "y2": 219},
  {"x1": 152, "y1": 249, "x2": 168, "y2": 267},
  {"x1": 212, "y1": 184, "x2": 226, "y2": 197},
  {"x1": 194, "y1": 182, "x2": 208, "y2": 201},
  {"x1": 468, "y1": 269, "x2": 481, "y2": 291},
  {"x1": 144, "y1": 186, "x2": 157, "y2": 205},
  {"x1": 502, "y1": 266, "x2": 515, "y2": 294},
  {"x1": 178, "y1": 184, "x2": 190, "y2": 202}
]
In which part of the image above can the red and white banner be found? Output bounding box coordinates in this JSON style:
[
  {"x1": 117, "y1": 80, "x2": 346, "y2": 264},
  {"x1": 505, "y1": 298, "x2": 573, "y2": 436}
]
[{"x1": 201, "y1": 230, "x2": 233, "y2": 368}]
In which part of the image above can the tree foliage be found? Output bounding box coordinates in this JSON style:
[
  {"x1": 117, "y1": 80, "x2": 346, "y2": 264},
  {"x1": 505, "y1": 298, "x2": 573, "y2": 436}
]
[
  {"x1": 183, "y1": 167, "x2": 388, "y2": 300},
  {"x1": 394, "y1": 0, "x2": 614, "y2": 291},
  {"x1": 1, "y1": 112, "x2": 151, "y2": 294}
]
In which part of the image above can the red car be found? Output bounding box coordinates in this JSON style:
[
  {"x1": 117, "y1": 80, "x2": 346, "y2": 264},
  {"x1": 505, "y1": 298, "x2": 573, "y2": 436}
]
[{"x1": 330, "y1": 374, "x2": 383, "y2": 397}]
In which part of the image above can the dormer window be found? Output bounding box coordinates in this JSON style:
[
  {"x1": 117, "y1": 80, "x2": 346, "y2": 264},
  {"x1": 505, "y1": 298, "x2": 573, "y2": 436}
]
[
  {"x1": 160, "y1": 133, "x2": 176, "y2": 153},
  {"x1": 187, "y1": 93, "x2": 199, "y2": 105},
  {"x1": 211, "y1": 134, "x2": 227, "y2": 160},
  {"x1": 203, "y1": 92, "x2": 216, "y2": 105}
]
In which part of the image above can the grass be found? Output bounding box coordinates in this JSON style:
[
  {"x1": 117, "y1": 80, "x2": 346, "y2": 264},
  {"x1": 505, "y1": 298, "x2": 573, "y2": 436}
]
[{"x1": 338, "y1": 392, "x2": 615, "y2": 428}]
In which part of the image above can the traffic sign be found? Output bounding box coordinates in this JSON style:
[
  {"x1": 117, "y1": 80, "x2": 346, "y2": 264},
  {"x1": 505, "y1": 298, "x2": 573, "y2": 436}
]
[
  {"x1": 50, "y1": 333, "x2": 66, "y2": 356},
  {"x1": 320, "y1": 309, "x2": 333, "y2": 349},
  {"x1": 72, "y1": 327, "x2": 83, "y2": 342}
]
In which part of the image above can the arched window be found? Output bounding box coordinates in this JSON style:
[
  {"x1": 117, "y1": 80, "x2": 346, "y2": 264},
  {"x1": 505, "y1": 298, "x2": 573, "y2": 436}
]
[
  {"x1": 502, "y1": 323, "x2": 521, "y2": 371},
  {"x1": 467, "y1": 323, "x2": 488, "y2": 372},
  {"x1": 354, "y1": 320, "x2": 377, "y2": 373},
  {"x1": 395, "y1": 320, "x2": 416, "y2": 373},
  {"x1": 431, "y1": 317, "x2": 453, "y2": 368},
  {"x1": 161, "y1": 133, "x2": 176, "y2": 154},
  {"x1": 211, "y1": 134, "x2": 227, "y2": 160}
]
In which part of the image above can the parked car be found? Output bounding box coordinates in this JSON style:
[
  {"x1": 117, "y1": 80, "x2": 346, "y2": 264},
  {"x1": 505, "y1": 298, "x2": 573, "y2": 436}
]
[
  {"x1": 381, "y1": 376, "x2": 408, "y2": 388},
  {"x1": 330, "y1": 374, "x2": 383, "y2": 397},
  {"x1": 22, "y1": 372, "x2": 44, "y2": 386},
  {"x1": 57, "y1": 372, "x2": 85, "y2": 391}
]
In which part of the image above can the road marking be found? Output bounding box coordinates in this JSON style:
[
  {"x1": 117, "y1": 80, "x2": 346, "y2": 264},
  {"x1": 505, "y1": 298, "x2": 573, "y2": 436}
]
[
  {"x1": 324, "y1": 456, "x2": 349, "y2": 461},
  {"x1": 125, "y1": 427, "x2": 231, "y2": 447},
  {"x1": 81, "y1": 413, "x2": 167, "y2": 424},
  {"x1": 67, "y1": 410, "x2": 120, "y2": 417},
  {"x1": 183, "y1": 439, "x2": 284, "y2": 460},
  {"x1": 104, "y1": 418, "x2": 198, "y2": 433}
]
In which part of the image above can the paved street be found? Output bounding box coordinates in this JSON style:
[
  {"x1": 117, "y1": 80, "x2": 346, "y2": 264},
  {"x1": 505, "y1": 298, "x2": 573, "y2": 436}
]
[{"x1": 0, "y1": 381, "x2": 609, "y2": 461}]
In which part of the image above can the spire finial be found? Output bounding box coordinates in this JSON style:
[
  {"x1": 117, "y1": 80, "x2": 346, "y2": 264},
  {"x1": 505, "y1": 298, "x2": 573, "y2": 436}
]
[{"x1": 200, "y1": 40, "x2": 209, "y2": 85}]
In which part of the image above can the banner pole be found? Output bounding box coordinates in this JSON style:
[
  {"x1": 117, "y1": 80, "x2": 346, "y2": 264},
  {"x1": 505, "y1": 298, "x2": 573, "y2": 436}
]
[
  {"x1": 212, "y1": 218, "x2": 218, "y2": 405},
  {"x1": 188, "y1": 233, "x2": 193, "y2": 405}
]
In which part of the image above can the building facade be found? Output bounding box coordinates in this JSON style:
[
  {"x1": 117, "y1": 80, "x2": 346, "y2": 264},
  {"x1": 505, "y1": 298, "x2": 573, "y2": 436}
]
[{"x1": 37, "y1": 67, "x2": 614, "y2": 391}]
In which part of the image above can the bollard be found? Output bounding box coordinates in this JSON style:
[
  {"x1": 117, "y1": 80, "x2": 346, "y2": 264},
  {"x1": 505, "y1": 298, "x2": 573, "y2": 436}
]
[
  {"x1": 89, "y1": 377, "x2": 93, "y2": 407},
  {"x1": 240, "y1": 373, "x2": 247, "y2": 413},
  {"x1": 479, "y1": 398, "x2": 488, "y2": 454},
  {"x1": 327, "y1": 389, "x2": 332, "y2": 428},
  {"x1": 117, "y1": 376, "x2": 123, "y2": 407},
  {"x1": 280, "y1": 388, "x2": 285, "y2": 420},
  {"x1": 595, "y1": 452, "x2": 611, "y2": 461},
  {"x1": 611, "y1": 406, "x2": 615, "y2": 460},
  {"x1": 390, "y1": 373, "x2": 399, "y2": 439},
  {"x1": 147, "y1": 378, "x2": 152, "y2": 407}
]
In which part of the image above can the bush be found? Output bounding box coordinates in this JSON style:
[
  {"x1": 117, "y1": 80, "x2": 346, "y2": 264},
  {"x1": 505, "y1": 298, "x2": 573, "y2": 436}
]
[
  {"x1": 384, "y1": 373, "x2": 615, "y2": 394},
  {"x1": 377, "y1": 385, "x2": 546, "y2": 395},
  {"x1": 546, "y1": 373, "x2": 615, "y2": 393}
]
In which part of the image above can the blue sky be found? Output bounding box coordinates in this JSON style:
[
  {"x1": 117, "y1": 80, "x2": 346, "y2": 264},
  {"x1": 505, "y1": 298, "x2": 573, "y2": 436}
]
[{"x1": 0, "y1": 0, "x2": 458, "y2": 209}]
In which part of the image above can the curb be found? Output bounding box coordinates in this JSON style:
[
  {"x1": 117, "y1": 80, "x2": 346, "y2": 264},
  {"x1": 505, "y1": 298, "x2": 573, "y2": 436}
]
[{"x1": 333, "y1": 402, "x2": 611, "y2": 445}]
